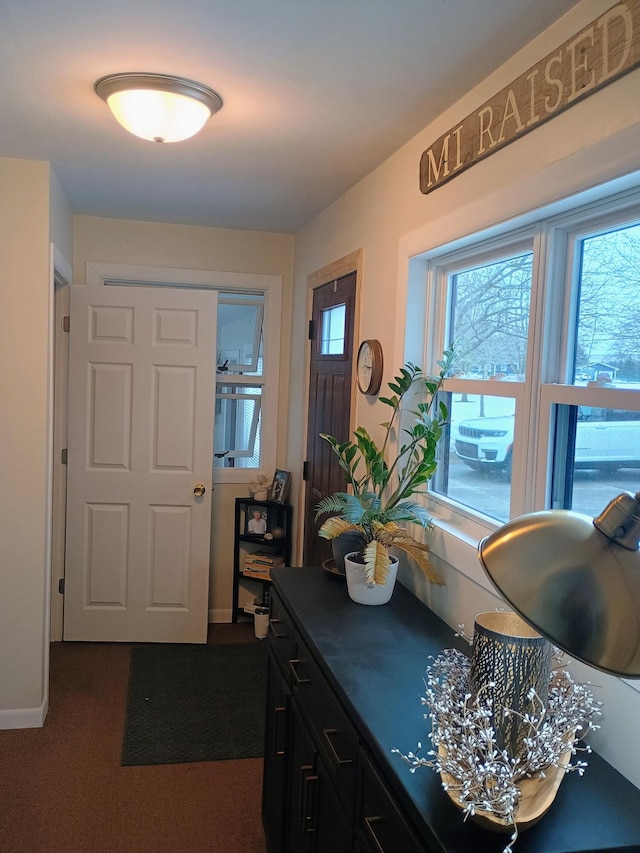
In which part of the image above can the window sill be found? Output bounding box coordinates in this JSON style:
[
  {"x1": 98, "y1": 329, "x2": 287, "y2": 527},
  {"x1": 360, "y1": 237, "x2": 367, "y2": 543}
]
[{"x1": 428, "y1": 511, "x2": 500, "y2": 595}]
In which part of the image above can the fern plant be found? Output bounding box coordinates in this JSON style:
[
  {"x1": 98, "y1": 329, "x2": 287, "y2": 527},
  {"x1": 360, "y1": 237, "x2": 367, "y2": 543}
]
[{"x1": 315, "y1": 349, "x2": 454, "y2": 586}]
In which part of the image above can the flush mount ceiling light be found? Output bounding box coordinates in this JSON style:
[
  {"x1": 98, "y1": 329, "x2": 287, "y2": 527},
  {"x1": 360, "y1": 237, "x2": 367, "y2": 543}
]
[{"x1": 94, "y1": 73, "x2": 223, "y2": 143}]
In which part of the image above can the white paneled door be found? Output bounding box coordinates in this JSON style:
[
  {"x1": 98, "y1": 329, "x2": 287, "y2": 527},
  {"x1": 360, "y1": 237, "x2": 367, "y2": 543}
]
[{"x1": 64, "y1": 285, "x2": 217, "y2": 643}]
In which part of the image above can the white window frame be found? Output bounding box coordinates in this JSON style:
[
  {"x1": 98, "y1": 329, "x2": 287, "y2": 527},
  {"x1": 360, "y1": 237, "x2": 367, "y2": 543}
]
[
  {"x1": 419, "y1": 228, "x2": 539, "y2": 527},
  {"x1": 84, "y1": 261, "x2": 282, "y2": 484},
  {"x1": 214, "y1": 384, "x2": 262, "y2": 464},
  {"x1": 214, "y1": 293, "x2": 265, "y2": 468},
  {"x1": 402, "y1": 179, "x2": 640, "y2": 596},
  {"x1": 217, "y1": 296, "x2": 264, "y2": 374}
]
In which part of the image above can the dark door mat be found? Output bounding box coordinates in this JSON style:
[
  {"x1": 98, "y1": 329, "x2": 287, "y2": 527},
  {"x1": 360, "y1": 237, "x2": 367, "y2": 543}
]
[{"x1": 121, "y1": 641, "x2": 268, "y2": 766}]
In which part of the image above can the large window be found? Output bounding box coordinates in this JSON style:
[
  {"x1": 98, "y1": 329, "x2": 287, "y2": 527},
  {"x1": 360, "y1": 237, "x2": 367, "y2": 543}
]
[{"x1": 412, "y1": 189, "x2": 640, "y2": 528}]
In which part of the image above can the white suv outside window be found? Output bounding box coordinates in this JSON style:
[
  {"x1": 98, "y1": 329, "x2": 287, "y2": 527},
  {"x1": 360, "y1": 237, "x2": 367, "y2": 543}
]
[{"x1": 454, "y1": 406, "x2": 640, "y2": 479}]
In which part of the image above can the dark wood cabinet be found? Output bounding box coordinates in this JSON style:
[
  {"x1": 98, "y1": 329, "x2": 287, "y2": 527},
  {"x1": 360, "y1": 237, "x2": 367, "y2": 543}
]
[
  {"x1": 286, "y1": 700, "x2": 353, "y2": 853},
  {"x1": 357, "y1": 746, "x2": 426, "y2": 853},
  {"x1": 263, "y1": 588, "x2": 352, "y2": 853},
  {"x1": 262, "y1": 654, "x2": 291, "y2": 853},
  {"x1": 263, "y1": 566, "x2": 640, "y2": 853}
]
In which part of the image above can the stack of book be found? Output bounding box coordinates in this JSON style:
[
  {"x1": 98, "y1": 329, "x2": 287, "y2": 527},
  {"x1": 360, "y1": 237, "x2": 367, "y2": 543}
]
[{"x1": 242, "y1": 551, "x2": 284, "y2": 580}]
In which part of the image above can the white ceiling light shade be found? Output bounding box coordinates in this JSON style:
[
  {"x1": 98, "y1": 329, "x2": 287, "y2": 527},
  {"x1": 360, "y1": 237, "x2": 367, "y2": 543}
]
[{"x1": 94, "y1": 73, "x2": 223, "y2": 143}]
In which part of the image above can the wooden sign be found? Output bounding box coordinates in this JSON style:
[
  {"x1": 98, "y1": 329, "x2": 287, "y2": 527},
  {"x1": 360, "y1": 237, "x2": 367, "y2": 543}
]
[{"x1": 420, "y1": 0, "x2": 640, "y2": 195}]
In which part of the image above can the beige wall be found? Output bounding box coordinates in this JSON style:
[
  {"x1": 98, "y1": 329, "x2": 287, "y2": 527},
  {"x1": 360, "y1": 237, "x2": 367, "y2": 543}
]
[
  {"x1": 72, "y1": 216, "x2": 295, "y2": 622},
  {"x1": 73, "y1": 216, "x2": 294, "y2": 278},
  {"x1": 0, "y1": 158, "x2": 52, "y2": 723},
  {"x1": 289, "y1": 0, "x2": 640, "y2": 788}
]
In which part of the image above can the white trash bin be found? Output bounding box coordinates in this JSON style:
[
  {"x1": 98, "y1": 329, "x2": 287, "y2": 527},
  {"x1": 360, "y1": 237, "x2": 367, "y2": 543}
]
[{"x1": 254, "y1": 606, "x2": 269, "y2": 639}]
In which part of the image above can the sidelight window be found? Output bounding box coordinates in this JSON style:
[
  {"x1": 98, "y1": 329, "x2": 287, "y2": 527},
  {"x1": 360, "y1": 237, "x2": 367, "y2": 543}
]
[{"x1": 214, "y1": 294, "x2": 265, "y2": 469}]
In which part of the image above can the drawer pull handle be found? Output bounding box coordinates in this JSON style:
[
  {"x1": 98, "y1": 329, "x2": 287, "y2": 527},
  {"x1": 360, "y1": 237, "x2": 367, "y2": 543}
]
[
  {"x1": 322, "y1": 727, "x2": 353, "y2": 768},
  {"x1": 289, "y1": 659, "x2": 311, "y2": 686},
  {"x1": 302, "y1": 773, "x2": 319, "y2": 833},
  {"x1": 364, "y1": 816, "x2": 386, "y2": 853},
  {"x1": 298, "y1": 764, "x2": 314, "y2": 823},
  {"x1": 268, "y1": 618, "x2": 288, "y2": 640},
  {"x1": 274, "y1": 705, "x2": 286, "y2": 756}
]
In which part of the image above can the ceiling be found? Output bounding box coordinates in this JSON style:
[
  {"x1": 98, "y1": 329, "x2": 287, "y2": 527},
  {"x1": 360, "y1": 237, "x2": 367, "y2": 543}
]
[{"x1": 0, "y1": 0, "x2": 581, "y2": 233}]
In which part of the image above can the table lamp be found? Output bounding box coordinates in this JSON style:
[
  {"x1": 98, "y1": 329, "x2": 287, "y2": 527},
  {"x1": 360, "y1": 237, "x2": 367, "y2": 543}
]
[{"x1": 477, "y1": 490, "x2": 640, "y2": 677}]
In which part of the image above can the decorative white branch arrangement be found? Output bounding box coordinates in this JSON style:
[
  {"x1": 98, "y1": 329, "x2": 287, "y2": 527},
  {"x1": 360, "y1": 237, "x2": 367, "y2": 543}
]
[{"x1": 392, "y1": 648, "x2": 602, "y2": 853}]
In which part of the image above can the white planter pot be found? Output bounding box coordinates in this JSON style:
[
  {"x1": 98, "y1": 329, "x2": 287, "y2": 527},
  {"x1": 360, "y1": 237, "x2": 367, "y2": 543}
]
[
  {"x1": 253, "y1": 488, "x2": 269, "y2": 501},
  {"x1": 344, "y1": 552, "x2": 398, "y2": 605}
]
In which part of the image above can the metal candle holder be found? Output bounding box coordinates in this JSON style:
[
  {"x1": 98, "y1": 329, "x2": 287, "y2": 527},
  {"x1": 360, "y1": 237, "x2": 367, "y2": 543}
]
[{"x1": 470, "y1": 611, "x2": 552, "y2": 759}]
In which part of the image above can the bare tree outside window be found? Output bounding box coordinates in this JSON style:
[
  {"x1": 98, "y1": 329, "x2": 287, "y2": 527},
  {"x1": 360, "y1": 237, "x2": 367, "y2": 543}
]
[
  {"x1": 576, "y1": 224, "x2": 640, "y2": 382},
  {"x1": 425, "y1": 214, "x2": 640, "y2": 525},
  {"x1": 450, "y1": 253, "x2": 533, "y2": 381}
]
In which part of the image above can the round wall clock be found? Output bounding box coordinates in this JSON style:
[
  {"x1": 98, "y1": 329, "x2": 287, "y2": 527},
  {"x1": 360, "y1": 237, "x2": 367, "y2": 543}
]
[{"x1": 356, "y1": 339, "x2": 383, "y2": 395}]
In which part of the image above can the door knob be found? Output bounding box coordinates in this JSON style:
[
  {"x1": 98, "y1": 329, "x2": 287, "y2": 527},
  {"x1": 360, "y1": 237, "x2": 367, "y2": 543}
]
[{"x1": 194, "y1": 483, "x2": 206, "y2": 497}]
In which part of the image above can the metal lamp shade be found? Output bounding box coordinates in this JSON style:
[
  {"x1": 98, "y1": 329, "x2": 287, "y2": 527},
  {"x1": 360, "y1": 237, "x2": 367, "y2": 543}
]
[{"x1": 478, "y1": 492, "x2": 640, "y2": 677}]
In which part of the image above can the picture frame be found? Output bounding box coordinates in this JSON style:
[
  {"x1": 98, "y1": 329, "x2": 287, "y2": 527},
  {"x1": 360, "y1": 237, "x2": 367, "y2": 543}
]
[
  {"x1": 269, "y1": 469, "x2": 291, "y2": 504},
  {"x1": 245, "y1": 505, "x2": 268, "y2": 536}
]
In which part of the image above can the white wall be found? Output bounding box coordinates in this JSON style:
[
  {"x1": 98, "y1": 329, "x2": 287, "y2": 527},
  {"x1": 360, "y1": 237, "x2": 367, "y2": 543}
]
[
  {"x1": 49, "y1": 172, "x2": 73, "y2": 644},
  {"x1": 49, "y1": 168, "x2": 73, "y2": 266},
  {"x1": 72, "y1": 216, "x2": 295, "y2": 622},
  {"x1": 0, "y1": 158, "x2": 52, "y2": 725},
  {"x1": 289, "y1": 0, "x2": 640, "y2": 788}
]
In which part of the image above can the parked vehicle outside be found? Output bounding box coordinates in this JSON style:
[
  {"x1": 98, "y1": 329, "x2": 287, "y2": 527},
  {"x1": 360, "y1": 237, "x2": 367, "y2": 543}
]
[{"x1": 454, "y1": 407, "x2": 640, "y2": 477}]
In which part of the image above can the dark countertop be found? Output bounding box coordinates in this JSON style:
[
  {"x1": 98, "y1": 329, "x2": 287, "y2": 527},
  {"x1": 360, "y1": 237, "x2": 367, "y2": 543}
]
[{"x1": 271, "y1": 565, "x2": 640, "y2": 853}]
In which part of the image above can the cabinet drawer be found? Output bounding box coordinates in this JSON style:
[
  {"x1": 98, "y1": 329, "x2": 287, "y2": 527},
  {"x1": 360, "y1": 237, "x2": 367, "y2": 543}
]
[
  {"x1": 263, "y1": 653, "x2": 291, "y2": 853},
  {"x1": 268, "y1": 587, "x2": 295, "y2": 678},
  {"x1": 289, "y1": 630, "x2": 359, "y2": 820},
  {"x1": 287, "y1": 700, "x2": 353, "y2": 853},
  {"x1": 357, "y1": 748, "x2": 427, "y2": 853}
]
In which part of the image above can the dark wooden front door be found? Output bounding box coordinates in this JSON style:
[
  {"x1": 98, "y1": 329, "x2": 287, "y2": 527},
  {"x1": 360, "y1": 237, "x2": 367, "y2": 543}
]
[{"x1": 302, "y1": 272, "x2": 356, "y2": 566}]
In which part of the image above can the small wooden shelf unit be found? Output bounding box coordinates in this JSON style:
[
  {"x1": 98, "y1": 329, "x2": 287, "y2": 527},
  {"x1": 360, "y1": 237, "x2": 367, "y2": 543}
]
[{"x1": 232, "y1": 497, "x2": 292, "y2": 623}]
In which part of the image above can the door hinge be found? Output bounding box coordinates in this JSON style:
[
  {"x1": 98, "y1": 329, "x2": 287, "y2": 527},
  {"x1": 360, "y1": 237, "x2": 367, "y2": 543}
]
[
  {"x1": 308, "y1": 320, "x2": 315, "y2": 341},
  {"x1": 61, "y1": 448, "x2": 68, "y2": 465},
  {"x1": 58, "y1": 578, "x2": 65, "y2": 594},
  {"x1": 63, "y1": 315, "x2": 70, "y2": 333},
  {"x1": 302, "y1": 460, "x2": 309, "y2": 481}
]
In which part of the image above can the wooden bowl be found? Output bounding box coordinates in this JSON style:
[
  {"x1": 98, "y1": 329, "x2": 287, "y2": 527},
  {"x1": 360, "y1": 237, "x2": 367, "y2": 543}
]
[{"x1": 438, "y1": 743, "x2": 572, "y2": 833}]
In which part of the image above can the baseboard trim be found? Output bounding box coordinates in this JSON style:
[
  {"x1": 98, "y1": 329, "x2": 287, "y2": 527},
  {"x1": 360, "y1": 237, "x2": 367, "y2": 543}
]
[
  {"x1": 209, "y1": 608, "x2": 232, "y2": 624},
  {"x1": 0, "y1": 697, "x2": 48, "y2": 730}
]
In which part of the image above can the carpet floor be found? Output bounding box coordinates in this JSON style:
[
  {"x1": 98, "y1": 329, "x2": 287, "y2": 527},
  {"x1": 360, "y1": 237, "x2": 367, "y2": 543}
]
[{"x1": 0, "y1": 624, "x2": 268, "y2": 853}]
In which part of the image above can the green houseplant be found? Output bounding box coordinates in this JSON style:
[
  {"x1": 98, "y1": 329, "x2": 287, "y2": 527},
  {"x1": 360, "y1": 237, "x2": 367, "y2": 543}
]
[{"x1": 315, "y1": 349, "x2": 454, "y2": 593}]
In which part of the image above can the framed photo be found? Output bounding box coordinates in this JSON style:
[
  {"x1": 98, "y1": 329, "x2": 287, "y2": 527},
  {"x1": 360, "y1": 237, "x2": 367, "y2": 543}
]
[
  {"x1": 246, "y1": 505, "x2": 268, "y2": 536},
  {"x1": 269, "y1": 469, "x2": 291, "y2": 504}
]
